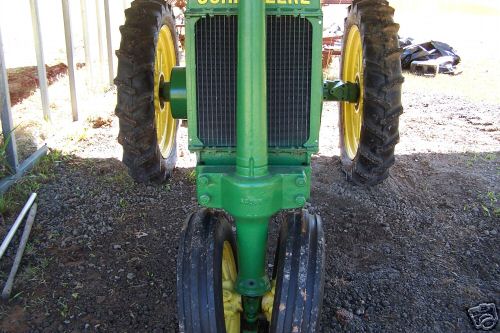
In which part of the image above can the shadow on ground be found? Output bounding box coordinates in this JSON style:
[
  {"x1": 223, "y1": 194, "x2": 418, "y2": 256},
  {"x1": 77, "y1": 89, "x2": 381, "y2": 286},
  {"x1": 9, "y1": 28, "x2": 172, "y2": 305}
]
[{"x1": 0, "y1": 150, "x2": 498, "y2": 332}]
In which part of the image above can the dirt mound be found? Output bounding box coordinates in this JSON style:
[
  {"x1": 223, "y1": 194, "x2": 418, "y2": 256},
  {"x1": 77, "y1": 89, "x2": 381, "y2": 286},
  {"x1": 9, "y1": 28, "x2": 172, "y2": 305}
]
[{"x1": 7, "y1": 64, "x2": 68, "y2": 106}]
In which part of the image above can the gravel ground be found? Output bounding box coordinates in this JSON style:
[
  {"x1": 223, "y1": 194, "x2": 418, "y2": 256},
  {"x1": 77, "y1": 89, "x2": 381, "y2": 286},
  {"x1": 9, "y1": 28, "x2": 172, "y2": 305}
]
[{"x1": 0, "y1": 82, "x2": 499, "y2": 332}]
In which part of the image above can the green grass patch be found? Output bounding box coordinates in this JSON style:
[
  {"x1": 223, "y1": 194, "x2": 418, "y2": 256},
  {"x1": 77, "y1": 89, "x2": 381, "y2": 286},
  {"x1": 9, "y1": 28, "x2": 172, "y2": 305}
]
[
  {"x1": 476, "y1": 191, "x2": 500, "y2": 218},
  {"x1": 0, "y1": 133, "x2": 15, "y2": 179},
  {"x1": 0, "y1": 149, "x2": 66, "y2": 217},
  {"x1": 187, "y1": 169, "x2": 197, "y2": 184}
]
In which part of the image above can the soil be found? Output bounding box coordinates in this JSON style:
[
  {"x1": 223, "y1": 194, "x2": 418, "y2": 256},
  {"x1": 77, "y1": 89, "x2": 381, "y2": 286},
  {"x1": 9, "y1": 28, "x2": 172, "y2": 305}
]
[
  {"x1": 7, "y1": 64, "x2": 68, "y2": 106},
  {"x1": 0, "y1": 81, "x2": 499, "y2": 332}
]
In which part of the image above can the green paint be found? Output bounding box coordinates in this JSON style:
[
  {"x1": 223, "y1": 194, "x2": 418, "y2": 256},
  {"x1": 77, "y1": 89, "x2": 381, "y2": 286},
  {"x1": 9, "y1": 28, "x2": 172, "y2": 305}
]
[
  {"x1": 323, "y1": 79, "x2": 360, "y2": 102},
  {"x1": 184, "y1": 17, "x2": 204, "y2": 149},
  {"x1": 178, "y1": 0, "x2": 324, "y2": 329},
  {"x1": 241, "y1": 296, "x2": 263, "y2": 326},
  {"x1": 159, "y1": 67, "x2": 187, "y2": 119},
  {"x1": 235, "y1": 218, "x2": 271, "y2": 297},
  {"x1": 196, "y1": 166, "x2": 311, "y2": 211},
  {"x1": 236, "y1": 0, "x2": 268, "y2": 178},
  {"x1": 232, "y1": 1, "x2": 272, "y2": 323},
  {"x1": 187, "y1": 0, "x2": 321, "y2": 12},
  {"x1": 169, "y1": 67, "x2": 187, "y2": 119}
]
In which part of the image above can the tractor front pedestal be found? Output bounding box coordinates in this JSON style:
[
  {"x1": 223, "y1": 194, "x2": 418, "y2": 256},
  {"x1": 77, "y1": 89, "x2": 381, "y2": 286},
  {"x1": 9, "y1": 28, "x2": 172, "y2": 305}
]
[{"x1": 177, "y1": 0, "x2": 325, "y2": 331}]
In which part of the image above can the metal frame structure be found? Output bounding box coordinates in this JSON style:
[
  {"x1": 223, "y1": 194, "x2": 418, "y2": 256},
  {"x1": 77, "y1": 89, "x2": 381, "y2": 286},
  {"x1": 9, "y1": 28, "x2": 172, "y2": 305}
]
[
  {"x1": 30, "y1": 0, "x2": 50, "y2": 122},
  {"x1": 0, "y1": 0, "x2": 125, "y2": 192},
  {"x1": 0, "y1": 24, "x2": 19, "y2": 174}
]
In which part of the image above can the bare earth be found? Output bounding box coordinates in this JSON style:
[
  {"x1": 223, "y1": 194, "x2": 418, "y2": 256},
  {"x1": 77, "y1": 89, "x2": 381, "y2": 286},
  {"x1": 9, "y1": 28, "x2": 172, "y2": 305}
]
[{"x1": 0, "y1": 75, "x2": 498, "y2": 332}]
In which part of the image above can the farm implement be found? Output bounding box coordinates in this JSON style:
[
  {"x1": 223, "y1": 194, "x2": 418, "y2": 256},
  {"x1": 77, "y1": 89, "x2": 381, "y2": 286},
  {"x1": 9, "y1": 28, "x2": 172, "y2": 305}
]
[{"x1": 114, "y1": 0, "x2": 403, "y2": 331}]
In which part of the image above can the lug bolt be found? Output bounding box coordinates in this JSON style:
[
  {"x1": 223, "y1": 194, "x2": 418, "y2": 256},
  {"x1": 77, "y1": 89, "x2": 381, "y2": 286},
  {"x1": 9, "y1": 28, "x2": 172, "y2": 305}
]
[
  {"x1": 199, "y1": 176, "x2": 209, "y2": 185},
  {"x1": 295, "y1": 195, "x2": 306, "y2": 206},
  {"x1": 200, "y1": 194, "x2": 211, "y2": 205},
  {"x1": 296, "y1": 176, "x2": 306, "y2": 187}
]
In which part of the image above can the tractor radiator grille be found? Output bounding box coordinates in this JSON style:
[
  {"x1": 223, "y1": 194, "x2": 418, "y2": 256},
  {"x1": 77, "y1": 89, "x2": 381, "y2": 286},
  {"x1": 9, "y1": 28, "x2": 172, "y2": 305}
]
[{"x1": 195, "y1": 16, "x2": 312, "y2": 148}]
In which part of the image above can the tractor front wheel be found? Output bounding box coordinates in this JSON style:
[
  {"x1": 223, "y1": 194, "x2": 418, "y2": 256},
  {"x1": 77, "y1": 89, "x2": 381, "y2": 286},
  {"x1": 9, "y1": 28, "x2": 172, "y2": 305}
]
[
  {"x1": 115, "y1": 0, "x2": 179, "y2": 183},
  {"x1": 267, "y1": 211, "x2": 325, "y2": 333},
  {"x1": 339, "y1": 0, "x2": 404, "y2": 185},
  {"x1": 177, "y1": 209, "x2": 242, "y2": 333}
]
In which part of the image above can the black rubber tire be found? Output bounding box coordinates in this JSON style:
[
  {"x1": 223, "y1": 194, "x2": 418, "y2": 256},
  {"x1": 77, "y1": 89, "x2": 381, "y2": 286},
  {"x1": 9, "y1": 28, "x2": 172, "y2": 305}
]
[
  {"x1": 177, "y1": 209, "x2": 237, "y2": 333},
  {"x1": 339, "y1": 0, "x2": 404, "y2": 186},
  {"x1": 270, "y1": 211, "x2": 325, "y2": 333},
  {"x1": 115, "y1": 0, "x2": 178, "y2": 183}
]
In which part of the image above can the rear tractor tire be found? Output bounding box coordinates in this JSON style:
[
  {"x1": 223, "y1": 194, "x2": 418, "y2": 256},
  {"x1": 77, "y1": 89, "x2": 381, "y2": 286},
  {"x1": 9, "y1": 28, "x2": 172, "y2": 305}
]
[
  {"x1": 339, "y1": 0, "x2": 404, "y2": 185},
  {"x1": 115, "y1": 0, "x2": 179, "y2": 183}
]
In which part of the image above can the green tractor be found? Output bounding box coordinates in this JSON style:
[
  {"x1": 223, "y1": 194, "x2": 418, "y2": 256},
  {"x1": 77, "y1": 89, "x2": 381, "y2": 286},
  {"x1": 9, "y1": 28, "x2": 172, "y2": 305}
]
[{"x1": 115, "y1": 0, "x2": 402, "y2": 331}]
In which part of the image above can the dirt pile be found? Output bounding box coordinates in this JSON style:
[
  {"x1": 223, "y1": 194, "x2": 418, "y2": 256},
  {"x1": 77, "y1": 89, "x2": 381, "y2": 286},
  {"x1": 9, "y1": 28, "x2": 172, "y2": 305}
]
[{"x1": 7, "y1": 64, "x2": 68, "y2": 106}]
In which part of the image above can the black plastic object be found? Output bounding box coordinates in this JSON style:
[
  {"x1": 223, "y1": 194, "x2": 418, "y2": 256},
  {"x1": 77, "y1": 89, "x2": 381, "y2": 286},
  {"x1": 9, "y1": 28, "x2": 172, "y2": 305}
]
[
  {"x1": 176, "y1": 209, "x2": 237, "y2": 333},
  {"x1": 270, "y1": 211, "x2": 325, "y2": 333},
  {"x1": 401, "y1": 40, "x2": 461, "y2": 74}
]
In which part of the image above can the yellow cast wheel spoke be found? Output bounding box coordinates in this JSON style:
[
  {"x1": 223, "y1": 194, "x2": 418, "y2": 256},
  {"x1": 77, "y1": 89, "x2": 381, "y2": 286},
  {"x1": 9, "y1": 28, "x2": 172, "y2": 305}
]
[
  {"x1": 222, "y1": 241, "x2": 242, "y2": 333},
  {"x1": 342, "y1": 25, "x2": 364, "y2": 160},
  {"x1": 154, "y1": 25, "x2": 177, "y2": 157},
  {"x1": 261, "y1": 280, "x2": 276, "y2": 322}
]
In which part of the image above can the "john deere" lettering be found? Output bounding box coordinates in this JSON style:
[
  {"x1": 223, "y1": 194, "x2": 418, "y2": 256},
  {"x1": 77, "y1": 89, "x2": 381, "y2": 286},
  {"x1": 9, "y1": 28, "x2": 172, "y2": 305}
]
[{"x1": 197, "y1": 0, "x2": 311, "y2": 5}]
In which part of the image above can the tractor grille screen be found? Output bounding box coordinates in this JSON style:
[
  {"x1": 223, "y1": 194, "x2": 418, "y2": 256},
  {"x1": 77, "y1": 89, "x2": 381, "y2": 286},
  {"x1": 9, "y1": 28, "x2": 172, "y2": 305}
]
[{"x1": 195, "y1": 16, "x2": 312, "y2": 148}]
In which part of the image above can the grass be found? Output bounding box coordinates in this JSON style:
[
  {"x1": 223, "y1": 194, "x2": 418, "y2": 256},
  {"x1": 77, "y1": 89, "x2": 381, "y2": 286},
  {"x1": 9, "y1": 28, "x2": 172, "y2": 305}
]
[
  {"x1": 0, "y1": 149, "x2": 66, "y2": 217},
  {"x1": 57, "y1": 298, "x2": 69, "y2": 318},
  {"x1": 102, "y1": 170, "x2": 133, "y2": 187},
  {"x1": 473, "y1": 191, "x2": 500, "y2": 218},
  {"x1": 0, "y1": 133, "x2": 15, "y2": 179},
  {"x1": 466, "y1": 152, "x2": 498, "y2": 168},
  {"x1": 187, "y1": 169, "x2": 197, "y2": 184},
  {"x1": 485, "y1": 191, "x2": 500, "y2": 217},
  {"x1": 118, "y1": 198, "x2": 128, "y2": 208},
  {"x1": 21, "y1": 261, "x2": 47, "y2": 283}
]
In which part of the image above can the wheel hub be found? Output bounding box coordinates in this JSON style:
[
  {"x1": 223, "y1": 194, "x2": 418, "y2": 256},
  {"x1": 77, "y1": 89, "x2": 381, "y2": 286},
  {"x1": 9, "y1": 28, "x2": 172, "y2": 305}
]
[
  {"x1": 222, "y1": 241, "x2": 242, "y2": 333},
  {"x1": 154, "y1": 25, "x2": 177, "y2": 158},
  {"x1": 342, "y1": 25, "x2": 364, "y2": 160},
  {"x1": 261, "y1": 280, "x2": 276, "y2": 322}
]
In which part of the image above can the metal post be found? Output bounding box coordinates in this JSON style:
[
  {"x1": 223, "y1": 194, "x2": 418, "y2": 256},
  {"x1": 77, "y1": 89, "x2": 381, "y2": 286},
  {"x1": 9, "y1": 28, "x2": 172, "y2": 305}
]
[
  {"x1": 61, "y1": 0, "x2": 78, "y2": 121},
  {"x1": 0, "y1": 193, "x2": 37, "y2": 260},
  {"x1": 1, "y1": 203, "x2": 38, "y2": 300},
  {"x1": 104, "y1": 0, "x2": 114, "y2": 86},
  {"x1": 95, "y1": 0, "x2": 105, "y2": 84},
  {"x1": 0, "y1": 145, "x2": 48, "y2": 194},
  {"x1": 80, "y1": 0, "x2": 93, "y2": 86},
  {"x1": 236, "y1": 0, "x2": 268, "y2": 178},
  {"x1": 0, "y1": 24, "x2": 19, "y2": 172},
  {"x1": 29, "y1": 0, "x2": 51, "y2": 122}
]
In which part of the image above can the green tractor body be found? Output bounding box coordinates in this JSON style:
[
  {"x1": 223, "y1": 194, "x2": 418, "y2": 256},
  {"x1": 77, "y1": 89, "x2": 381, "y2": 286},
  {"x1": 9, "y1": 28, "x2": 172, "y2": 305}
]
[
  {"x1": 116, "y1": 0, "x2": 403, "y2": 331},
  {"x1": 184, "y1": 0, "x2": 322, "y2": 297}
]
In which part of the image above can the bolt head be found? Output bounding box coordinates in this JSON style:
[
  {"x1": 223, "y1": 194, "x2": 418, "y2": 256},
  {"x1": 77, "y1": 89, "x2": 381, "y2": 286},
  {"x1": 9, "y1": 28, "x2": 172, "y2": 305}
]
[
  {"x1": 199, "y1": 176, "x2": 209, "y2": 185},
  {"x1": 296, "y1": 176, "x2": 306, "y2": 187},
  {"x1": 199, "y1": 194, "x2": 211, "y2": 205},
  {"x1": 295, "y1": 195, "x2": 306, "y2": 206}
]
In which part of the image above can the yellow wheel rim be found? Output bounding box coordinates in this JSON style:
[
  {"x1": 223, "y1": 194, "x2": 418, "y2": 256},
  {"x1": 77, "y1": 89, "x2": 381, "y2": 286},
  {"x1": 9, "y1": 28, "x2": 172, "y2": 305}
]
[
  {"x1": 342, "y1": 25, "x2": 364, "y2": 160},
  {"x1": 222, "y1": 241, "x2": 242, "y2": 333},
  {"x1": 154, "y1": 25, "x2": 177, "y2": 157},
  {"x1": 261, "y1": 280, "x2": 276, "y2": 322}
]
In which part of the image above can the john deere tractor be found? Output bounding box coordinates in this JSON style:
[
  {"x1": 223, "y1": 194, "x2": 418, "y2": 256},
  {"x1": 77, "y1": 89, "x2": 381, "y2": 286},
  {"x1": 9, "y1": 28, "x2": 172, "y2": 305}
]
[{"x1": 115, "y1": 0, "x2": 402, "y2": 331}]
